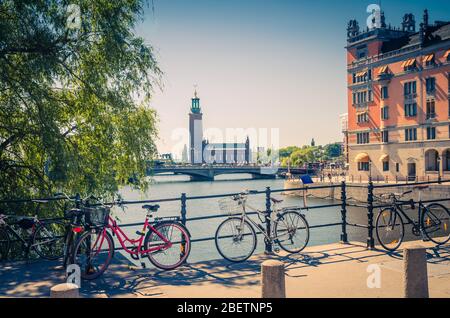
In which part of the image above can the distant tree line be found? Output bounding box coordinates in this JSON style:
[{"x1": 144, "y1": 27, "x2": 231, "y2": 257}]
[{"x1": 278, "y1": 143, "x2": 343, "y2": 167}]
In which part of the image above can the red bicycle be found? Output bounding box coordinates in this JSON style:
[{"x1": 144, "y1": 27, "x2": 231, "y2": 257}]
[{"x1": 71, "y1": 203, "x2": 191, "y2": 280}]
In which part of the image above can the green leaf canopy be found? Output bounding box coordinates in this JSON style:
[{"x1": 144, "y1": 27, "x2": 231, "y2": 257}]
[{"x1": 0, "y1": 0, "x2": 161, "y2": 204}]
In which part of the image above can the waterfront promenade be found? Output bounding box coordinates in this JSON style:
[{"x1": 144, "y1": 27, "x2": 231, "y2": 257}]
[{"x1": 1, "y1": 240, "x2": 449, "y2": 298}]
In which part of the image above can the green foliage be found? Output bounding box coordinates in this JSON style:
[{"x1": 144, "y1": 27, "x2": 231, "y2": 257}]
[
  {"x1": 278, "y1": 143, "x2": 342, "y2": 167},
  {"x1": 0, "y1": 0, "x2": 161, "y2": 211}
]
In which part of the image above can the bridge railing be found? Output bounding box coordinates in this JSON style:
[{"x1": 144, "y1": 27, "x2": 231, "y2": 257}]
[{"x1": 1, "y1": 179, "x2": 450, "y2": 261}]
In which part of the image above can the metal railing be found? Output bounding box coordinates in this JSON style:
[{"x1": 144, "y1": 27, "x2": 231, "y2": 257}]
[{"x1": 1, "y1": 179, "x2": 450, "y2": 259}]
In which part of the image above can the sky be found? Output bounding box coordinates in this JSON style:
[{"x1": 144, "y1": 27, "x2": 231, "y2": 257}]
[{"x1": 134, "y1": 0, "x2": 450, "y2": 158}]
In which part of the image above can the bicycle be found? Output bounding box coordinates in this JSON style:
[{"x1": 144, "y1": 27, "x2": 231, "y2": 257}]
[
  {"x1": 71, "y1": 200, "x2": 191, "y2": 280},
  {"x1": 0, "y1": 200, "x2": 66, "y2": 261},
  {"x1": 215, "y1": 190, "x2": 310, "y2": 263},
  {"x1": 374, "y1": 185, "x2": 450, "y2": 252},
  {"x1": 54, "y1": 192, "x2": 112, "y2": 275}
]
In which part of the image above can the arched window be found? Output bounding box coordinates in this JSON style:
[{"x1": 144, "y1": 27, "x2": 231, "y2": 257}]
[
  {"x1": 444, "y1": 149, "x2": 450, "y2": 172},
  {"x1": 425, "y1": 149, "x2": 439, "y2": 172}
]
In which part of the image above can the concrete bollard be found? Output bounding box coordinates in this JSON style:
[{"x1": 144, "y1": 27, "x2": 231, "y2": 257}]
[
  {"x1": 403, "y1": 245, "x2": 429, "y2": 298},
  {"x1": 50, "y1": 283, "x2": 80, "y2": 298},
  {"x1": 261, "y1": 260, "x2": 286, "y2": 298}
]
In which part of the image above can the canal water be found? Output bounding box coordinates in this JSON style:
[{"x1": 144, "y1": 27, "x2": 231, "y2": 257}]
[{"x1": 114, "y1": 174, "x2": 371, "y2": 265}]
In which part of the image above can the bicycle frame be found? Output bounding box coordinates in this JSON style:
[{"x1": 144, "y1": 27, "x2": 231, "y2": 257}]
[
  {"x1": 235, "y1": 198, "x2": 281, "y2": 241},
  {"x1": 106, "y1": 215, "x2": 172, "y2": 256},
  {"x1": 393, "y1": 203, "x2": 419, "y2": 226}
]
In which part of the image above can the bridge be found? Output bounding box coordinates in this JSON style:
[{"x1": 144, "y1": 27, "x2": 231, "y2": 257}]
[{"x1": 147, "y1": 165, "x2": 316, "y2": 181}]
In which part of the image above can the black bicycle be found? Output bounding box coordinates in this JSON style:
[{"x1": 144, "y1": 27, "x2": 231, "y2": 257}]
[
  {"x1": 56, "y1": 192, "x2": 112, "y2": 276},
  {"x1": 0, "y1": 200, "x2": 66, "y2": 261},
  {"x1": 374, "y1": 185, "x2": 450, "y2": 251}
]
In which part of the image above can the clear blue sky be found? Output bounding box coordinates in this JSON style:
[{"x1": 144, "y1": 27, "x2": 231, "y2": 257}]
[{"x1": 134, "y1": 0, "x2": 450, "y2": 157}]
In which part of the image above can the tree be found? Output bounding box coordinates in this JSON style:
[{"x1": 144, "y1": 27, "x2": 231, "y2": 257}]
[
  {"x1": 0, "y1": 1, "x2": 161, "y2": 206},
  {"x1": 324, "y1": 143, "x2": 342, "y2": 158}
]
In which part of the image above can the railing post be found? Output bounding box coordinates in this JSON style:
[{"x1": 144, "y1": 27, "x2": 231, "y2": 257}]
[
  {"x1": 265, "y1": 187, "x2": 273, "y2": 254},
  {"x1": 340, "y1": 181, "x2": 348, "y2": 243},
  {"x1": 367, "y1": 182, "x2": 375, "y2": 249},
  {"x1": 180, "y1": 193, "x2": 187, "y2": 260}
]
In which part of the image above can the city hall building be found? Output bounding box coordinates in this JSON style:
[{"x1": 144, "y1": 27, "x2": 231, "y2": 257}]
[
  {"x1": 345, "y1": 9, "x2": 450, "y2": 182},
  {"x1": 188, "y1": 91, "x2": 251, "y2": 165}
]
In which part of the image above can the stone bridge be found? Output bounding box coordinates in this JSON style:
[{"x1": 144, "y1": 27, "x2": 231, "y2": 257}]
[{"x1": 147, "y1": 165, "x2": 316, "y2": 181}]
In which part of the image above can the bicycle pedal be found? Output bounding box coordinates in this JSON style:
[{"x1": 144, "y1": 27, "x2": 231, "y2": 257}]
[{"x1": 274, "y1": 247, "x2": 280, "y2": 253}]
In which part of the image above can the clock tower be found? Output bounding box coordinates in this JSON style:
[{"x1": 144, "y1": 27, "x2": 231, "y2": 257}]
[{"x1": 189, "y1": 90, "x2": 203, "y2": 164}]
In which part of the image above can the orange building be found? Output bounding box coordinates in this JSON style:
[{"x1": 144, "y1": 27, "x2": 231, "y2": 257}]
[{"x1": 346, "y1": 10, "x2": 450, "y2": 182}]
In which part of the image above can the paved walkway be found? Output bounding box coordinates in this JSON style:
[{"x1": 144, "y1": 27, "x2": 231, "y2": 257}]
[{"x1": 1, "y1": 240, "x2": 449, "y2": 298}]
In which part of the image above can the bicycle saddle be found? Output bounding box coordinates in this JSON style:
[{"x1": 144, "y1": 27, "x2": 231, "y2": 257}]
[
  {"x1": 270, "y1": 197, "x2": 283, "y2": 204},
  {"x1": 142, "y1": 204, "x2": 160, "y2": 212},
  {"x1": 414, "y1": 185, "x2": 429, "y2": 190}
]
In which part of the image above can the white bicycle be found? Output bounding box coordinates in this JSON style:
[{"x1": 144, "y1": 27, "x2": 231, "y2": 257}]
[{"x1": 215, "y1": 190, "x2": 310, "y2": 262}]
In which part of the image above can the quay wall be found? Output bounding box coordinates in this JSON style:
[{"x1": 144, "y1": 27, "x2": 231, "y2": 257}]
[{"x1": 283, "y1": 179, "x2": 450, "y2": 206}]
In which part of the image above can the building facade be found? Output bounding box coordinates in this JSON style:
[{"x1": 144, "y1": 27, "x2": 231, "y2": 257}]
[
  {"x1": 188, "y1": 91, "x2": 251, "y2": 165},
  {"x1": 346, "y1": 9, "x2": 450, "y2": 182}
]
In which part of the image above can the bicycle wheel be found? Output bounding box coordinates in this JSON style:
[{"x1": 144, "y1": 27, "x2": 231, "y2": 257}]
[
  {"x1": 71, "y1": 229, "x2": 114, "y2": 280},
  {"x1": 215, "y1": 217, "x2": 257, "y2": 263},
  {"x1": 375, "y1": 208, "x2": 404, "y2": 251},
  {"x1": 144, "y1": 221, "x2": 191, "y2": 270},
  {"x1": 275, "y1": 210, "x2": 310, "y2": 253},
  {"x1": 33, "y1": 220, "x2": 66, "y2": 260},
  {"x1": 422, "y1": 203, "x2": 450, "y2": 245},
  {"x1": 0, "y1": 227, "x2": 10, "y2": 261}
]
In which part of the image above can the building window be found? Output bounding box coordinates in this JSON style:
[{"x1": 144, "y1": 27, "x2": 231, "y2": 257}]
[
  {"x1": 425, "y1": 149, "x2": 439, "y2": 172},
  {"x1": 404, "y1": 81, "x2": 417, "y2": 97},
  {"x1": 426, "y1": 100, "x2": 436, "y2": 119},
  {"x1": 383, "y1": 161, "x2": 389, "y2": 172},
  {"x1": 444, "y1": 149, "x2": 450, "y2": 172},
  {"x1": 405, "y1": 128, "x2": 417, "y2": 141},
  {"x1": 381, "y1": 106, "x2": 389, "y2": 120},
  {"x1": 356, "y1": 132, "x2": 370, "y2": 144},
  {"x1": 424, "y1": 54, "x2": 435, "y2": 67},
  {"x1": 396, "y1": 163, "x2": 400, "y2": 172},
  {"x1": 426, "y1": 77, "x2": 436, "y2": 94},
  {"x1": 381, "y1": 130, "x2": 389, "y2": 143},
  {"x1": 358, "y1": 162, "x2": 370, "y2": 171},
  {"x1": 426, "y1": 126, "x2": 436, "y2": 140},
  {"x1": 357, "y1": 45, "x2": 368, "y2": 59},
  {"x1": 381, "y1": 86, "x2": 389, "y2": 99},
  {"x1": 404, "y1": 59, "x2": 416, "y2": 72},
  {"x1": 353, "y1": 90, "x2": 372, "y2": 105},
  {"x1": 357, "y1": 112, "x2": 369, "y2": 123},
  {"x1": 404, "y1": 103, "x2": 417, "y2": 117}
]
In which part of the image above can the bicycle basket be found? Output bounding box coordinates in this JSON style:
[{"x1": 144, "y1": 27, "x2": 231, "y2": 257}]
[
  {"x1": 218, "y1": 197, "x2": 242, "y2": 216},
  {"x1": 83, "y1": 206, "x2": 110, "y2": 227}
]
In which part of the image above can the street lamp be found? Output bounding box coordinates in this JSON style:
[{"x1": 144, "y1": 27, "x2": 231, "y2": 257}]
[{"x1": 368, "y1": 159, "x2": 372, "y2": 183}]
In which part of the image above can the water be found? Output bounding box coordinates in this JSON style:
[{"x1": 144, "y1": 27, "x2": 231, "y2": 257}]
[{"x1": 112, "y1": 174, "x2": 371, "y2": 266}]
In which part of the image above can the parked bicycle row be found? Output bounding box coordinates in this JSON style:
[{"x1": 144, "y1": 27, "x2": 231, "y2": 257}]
[{"x1": 0, "y1": 183, "x2": 449, "y2": 281}]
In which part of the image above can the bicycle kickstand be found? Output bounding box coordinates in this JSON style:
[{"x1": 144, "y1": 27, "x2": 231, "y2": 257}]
[{"x1": 137, "y1": 251, "x2": 146, "y2": 269}]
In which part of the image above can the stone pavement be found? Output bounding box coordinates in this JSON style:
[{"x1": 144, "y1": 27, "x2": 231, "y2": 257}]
[{"x1": 0, "y1": 240, "x2": 449, "y2": 298}]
